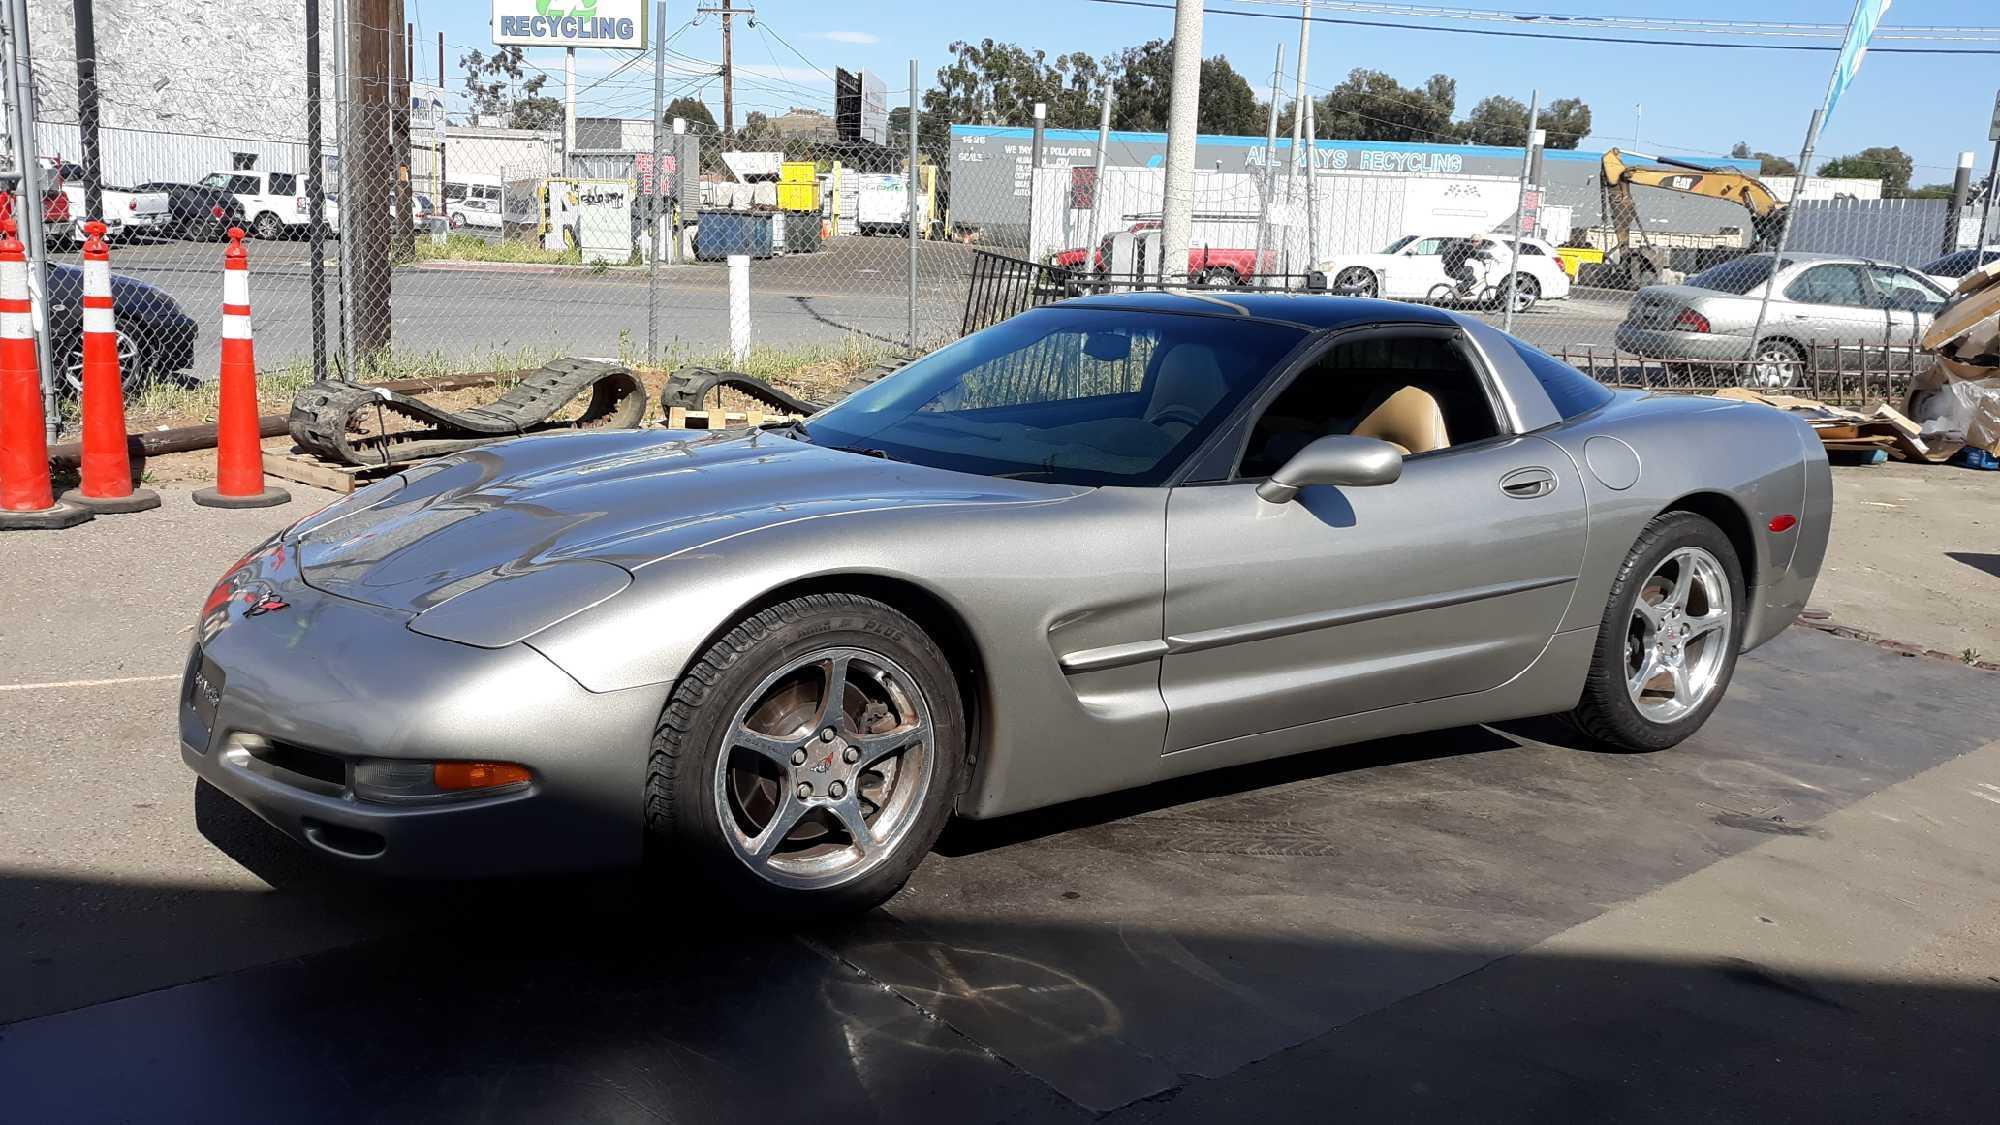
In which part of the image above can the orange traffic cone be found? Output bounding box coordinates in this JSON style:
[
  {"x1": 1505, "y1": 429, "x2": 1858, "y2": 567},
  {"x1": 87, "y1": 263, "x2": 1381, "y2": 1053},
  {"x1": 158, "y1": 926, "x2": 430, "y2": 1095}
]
[
  {"x1": 61, "y1": 220, "x2": 159, "y2": 514},
  {"x1": 0, "y1": 216, "x2": 91, "y2": 531},
  {"x1": 193, "y1": 228, "x2": 288, "y2": 509}
]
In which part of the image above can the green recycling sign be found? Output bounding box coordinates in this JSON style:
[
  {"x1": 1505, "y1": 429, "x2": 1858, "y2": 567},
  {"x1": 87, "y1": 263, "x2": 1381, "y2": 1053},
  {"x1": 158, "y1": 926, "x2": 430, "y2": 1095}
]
[{"x1": 493, "y1": 0, "x2": 646, "y2": 48}]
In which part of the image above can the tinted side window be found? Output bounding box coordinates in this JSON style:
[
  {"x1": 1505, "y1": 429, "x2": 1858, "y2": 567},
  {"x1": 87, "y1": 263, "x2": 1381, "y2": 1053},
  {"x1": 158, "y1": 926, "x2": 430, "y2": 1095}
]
[
  {"x1": 230, "y1": 175, "x2": 260, "y2": 195},
  {"x1": 269, "y1": 173, "x2": 297, "y2": 195},
  {"x1": 1506, "y1": 339, "x2": 1614, "y2": 421}
]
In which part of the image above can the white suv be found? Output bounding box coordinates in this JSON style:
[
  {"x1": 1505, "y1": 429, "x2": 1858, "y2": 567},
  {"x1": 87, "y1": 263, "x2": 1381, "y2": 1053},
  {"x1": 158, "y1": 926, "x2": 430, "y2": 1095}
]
[{"x1": 200, "y1": 170, "x2": 339, "y2": 239}]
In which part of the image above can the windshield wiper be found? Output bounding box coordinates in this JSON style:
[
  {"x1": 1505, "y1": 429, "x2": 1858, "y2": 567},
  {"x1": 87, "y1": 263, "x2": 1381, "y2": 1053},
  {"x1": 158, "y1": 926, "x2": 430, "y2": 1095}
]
[{"x1": 826, "y1": 445, "x2": 902, "y2": 461}]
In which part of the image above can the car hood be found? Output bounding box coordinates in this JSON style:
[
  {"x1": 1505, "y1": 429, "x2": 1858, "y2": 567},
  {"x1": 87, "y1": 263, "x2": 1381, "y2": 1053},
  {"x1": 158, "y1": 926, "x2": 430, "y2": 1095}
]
[{"x1": 292, "y1": 428, "x2": 1086, "y2": 614}]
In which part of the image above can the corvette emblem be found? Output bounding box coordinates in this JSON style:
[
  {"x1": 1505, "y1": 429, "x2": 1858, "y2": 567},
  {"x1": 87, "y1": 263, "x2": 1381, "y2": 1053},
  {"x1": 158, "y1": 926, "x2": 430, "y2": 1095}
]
[
  {"x1": 810, "y1": 752, "x2": 834, "y2": 774},
  {"x1": 244, "y1": 595, "x2": 289, "y2": 617}
]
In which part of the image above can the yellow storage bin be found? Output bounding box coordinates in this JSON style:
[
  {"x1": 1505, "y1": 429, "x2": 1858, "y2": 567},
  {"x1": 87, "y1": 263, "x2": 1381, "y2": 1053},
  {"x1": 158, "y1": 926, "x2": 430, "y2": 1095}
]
[
  {"x1": 779, "y1": 162, "x2": 817, "y2": 185},
  {"x1": 776, "y1": 182, "x2": 819, "y2": 212}
]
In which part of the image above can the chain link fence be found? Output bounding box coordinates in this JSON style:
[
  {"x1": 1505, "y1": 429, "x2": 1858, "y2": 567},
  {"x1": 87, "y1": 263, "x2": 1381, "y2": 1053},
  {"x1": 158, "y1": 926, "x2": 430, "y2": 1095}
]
[{"x1": 9, "y1": 36, "x2": 1999, "y2": 439}]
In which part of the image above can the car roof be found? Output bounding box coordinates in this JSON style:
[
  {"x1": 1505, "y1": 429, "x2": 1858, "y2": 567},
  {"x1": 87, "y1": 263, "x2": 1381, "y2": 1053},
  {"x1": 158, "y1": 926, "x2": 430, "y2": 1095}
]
[{"x1": 1048, "y1": 290, "x2": 1462, "y2": 331}]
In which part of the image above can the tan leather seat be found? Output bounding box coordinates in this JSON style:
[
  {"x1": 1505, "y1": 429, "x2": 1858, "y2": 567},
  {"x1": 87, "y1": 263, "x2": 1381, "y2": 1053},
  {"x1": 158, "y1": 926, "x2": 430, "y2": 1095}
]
[
  {"x1": 1351, "y1": 386, "x2": 1449, "y2": 455},
  {"x1": 1143, "y1": 344, "x2": 1227, "y2": 434}
]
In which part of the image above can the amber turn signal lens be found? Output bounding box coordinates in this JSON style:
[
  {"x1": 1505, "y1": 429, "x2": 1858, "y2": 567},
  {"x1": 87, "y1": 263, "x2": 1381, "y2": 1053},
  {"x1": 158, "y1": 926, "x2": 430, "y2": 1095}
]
[{"x1": 431, "y1": 761, "x2": 533, "y2": 791}]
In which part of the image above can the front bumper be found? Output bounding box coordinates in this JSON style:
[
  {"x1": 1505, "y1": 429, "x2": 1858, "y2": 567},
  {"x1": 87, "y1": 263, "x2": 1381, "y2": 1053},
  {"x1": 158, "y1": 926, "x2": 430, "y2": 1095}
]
[{"x1": 181, "y1": 539, "x2": 664, "y2": 876}]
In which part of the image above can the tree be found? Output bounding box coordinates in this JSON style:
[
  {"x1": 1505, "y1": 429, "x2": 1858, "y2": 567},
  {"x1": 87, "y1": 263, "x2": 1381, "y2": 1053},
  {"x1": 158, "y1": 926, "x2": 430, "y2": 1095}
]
[
  {"x1": 1731, "y1": 142, "x2": 1797, "y2": 178},
  {"x1": 1108, "y1": 40, "x2": 1264, "y2": 136},
  {"x1": 1456, "y1": 95, "x2": 1529, "y2": 146},
  {"x1": 460, "y1": 46, "x2": 559, "y2": 130},
  {"x1": 1818, "y1": 146, "x2": 1913, "y2": 196},
  {"x1": 664, "y1": 95, "x2": 716, "y2": 133},
  {"x1": 923, "y1": 39, "x2": 1104, "y2": 131},
  {"x1": 1539, "y1": 97, "x2": 1590, "y2": 151},
  {"x1": 1314, "y1": 69, "x2": 1456, "y2": 143}
]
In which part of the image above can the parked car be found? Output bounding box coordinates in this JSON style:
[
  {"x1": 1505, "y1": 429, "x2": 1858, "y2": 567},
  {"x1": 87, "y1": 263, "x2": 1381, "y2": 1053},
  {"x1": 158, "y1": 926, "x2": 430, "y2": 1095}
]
[
  {"x1": 45, "y1": 262, "x2": 199, "y2": 396},
  {"x1": 442, "y1": 176, "x2": 504, "y2": 230},
  {"x1": 183, "y1": 291, "x2": 1828, "y2": 915},
  {"x1": 1310, "y1": 232, "x2": 1573, "y2": 313},
  {"x1": 133, "y1": 181, "x2": 247, "y2": 241},
  {"x1": 41, "y1": 158, "x2": 170, "y2": 243},
  {"x1": 411, "y1": 191, "x2": 438, "y2": 230},
  {"x1": 198, "y1": 169, "x2": 338, "y2": 239},
  {"x1": 1918, "y1": 246, "x2": 2000, "y2": 293},
  {"x1": 1615, "y1": 252, "x2": 1951, "y2": 386}
]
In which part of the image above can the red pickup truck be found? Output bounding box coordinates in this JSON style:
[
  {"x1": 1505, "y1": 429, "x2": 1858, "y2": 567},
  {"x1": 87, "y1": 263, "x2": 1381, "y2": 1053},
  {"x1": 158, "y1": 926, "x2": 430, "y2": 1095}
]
[{"x1": 1051, "y1": 221, "x2": 1279, "y2": 288}]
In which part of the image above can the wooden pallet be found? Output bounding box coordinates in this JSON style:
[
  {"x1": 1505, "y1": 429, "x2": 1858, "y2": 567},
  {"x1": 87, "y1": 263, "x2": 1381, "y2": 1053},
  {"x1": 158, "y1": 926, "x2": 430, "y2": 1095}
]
[
  {"x1": 665, "y1": 407, "x2": 806, "y2": 430},
  {"x1": 263, "y1": 448, "x2": 402, "y2": 494}
]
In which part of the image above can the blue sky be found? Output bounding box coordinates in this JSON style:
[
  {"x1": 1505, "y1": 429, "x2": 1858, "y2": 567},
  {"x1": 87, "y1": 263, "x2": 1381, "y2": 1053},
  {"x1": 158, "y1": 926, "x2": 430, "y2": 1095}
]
[{"x1": 418, "y1": 2, "x2": 2000, "y2": 183}]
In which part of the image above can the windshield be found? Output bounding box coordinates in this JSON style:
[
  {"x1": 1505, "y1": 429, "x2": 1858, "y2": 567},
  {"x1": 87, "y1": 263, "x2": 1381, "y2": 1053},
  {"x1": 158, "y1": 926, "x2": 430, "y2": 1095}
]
[
  {"x1": 1381, "y1": 235, "x2": 1418, "y2": 254},
  {"x1": 805, "y1": 307, "x2": 1304, "y2": 486}
]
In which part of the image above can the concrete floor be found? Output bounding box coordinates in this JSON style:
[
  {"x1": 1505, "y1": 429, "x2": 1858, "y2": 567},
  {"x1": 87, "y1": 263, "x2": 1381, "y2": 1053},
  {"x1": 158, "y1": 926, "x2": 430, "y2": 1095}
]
[
  {"x1": 3, "y1": 488, "x2": 1997, "y2": 1123},
  {"x1": 1814, "y1": 460, "x2": 2000, "y2": 659}
]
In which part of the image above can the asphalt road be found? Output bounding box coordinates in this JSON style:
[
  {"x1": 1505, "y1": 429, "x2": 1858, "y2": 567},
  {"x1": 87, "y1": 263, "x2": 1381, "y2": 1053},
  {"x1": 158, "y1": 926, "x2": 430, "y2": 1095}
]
[
  {"x1": 75, "y1": 234, "x2": 1631, "y2": 382},
  {"x1": 3, "y1": 486, "x2": 1998, "y2": 1122}
]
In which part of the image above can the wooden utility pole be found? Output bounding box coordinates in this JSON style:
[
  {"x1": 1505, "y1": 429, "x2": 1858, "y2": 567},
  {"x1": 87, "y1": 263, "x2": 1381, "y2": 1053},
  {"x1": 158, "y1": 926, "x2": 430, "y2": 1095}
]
[
  {"x1": 697, "y1": 2, "x2": 752, "y2": 142},
  {"x1": 346, "y1": 0, "x2": 404, "y2": 363}
]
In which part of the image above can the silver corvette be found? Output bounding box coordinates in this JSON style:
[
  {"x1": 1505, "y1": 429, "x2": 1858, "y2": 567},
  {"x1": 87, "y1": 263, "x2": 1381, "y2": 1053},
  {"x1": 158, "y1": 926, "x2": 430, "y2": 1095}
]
[{"x1": 182, "y1": 292, "x2": 1831, "y2": 913}]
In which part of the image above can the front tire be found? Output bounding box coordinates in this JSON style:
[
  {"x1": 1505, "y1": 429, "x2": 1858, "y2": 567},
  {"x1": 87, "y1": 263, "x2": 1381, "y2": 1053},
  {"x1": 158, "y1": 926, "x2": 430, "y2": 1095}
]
[
  {"x1": 1332, "y1": 267, "x2": 1378, "y2": 298},
  {"x1": 645, "y1": 593, "x2": 967, "y2": 916},
  {"x1": 1569, "y1": 512, "x2": 1744, "y2": 752}
]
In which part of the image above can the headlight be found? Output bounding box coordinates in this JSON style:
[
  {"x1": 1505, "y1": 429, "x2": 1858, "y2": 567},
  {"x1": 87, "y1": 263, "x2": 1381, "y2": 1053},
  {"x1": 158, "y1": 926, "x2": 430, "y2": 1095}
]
[{"x1": 407, "y1": 559, "x2": 631, "y2": 648}]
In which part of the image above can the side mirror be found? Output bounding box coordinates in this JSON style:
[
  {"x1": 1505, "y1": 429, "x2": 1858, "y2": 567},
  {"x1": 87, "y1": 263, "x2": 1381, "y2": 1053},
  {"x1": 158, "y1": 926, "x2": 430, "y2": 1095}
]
[{"x1": 1257, "y1": 435, "x2": 1404, "y2": 503}]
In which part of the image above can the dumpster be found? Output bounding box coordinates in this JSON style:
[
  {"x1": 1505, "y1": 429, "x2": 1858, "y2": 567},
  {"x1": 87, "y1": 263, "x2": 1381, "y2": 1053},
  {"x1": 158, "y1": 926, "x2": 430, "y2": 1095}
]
[
  {"x1": 695, "y1": 210, "x2": 775, "y2": 260},
  {"x1": 783, "y1": 211, "x2": 823, "y2": 253}
]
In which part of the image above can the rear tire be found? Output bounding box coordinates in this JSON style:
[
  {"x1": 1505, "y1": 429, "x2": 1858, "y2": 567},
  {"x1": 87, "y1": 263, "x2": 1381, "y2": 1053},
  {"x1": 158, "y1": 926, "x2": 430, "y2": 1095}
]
[
  {"x1": 253, "y1": 211, "x2": 285, "y2": 241},
  {"x1": 1569, "y1": 512, "x2": 1745, "y2": 752},
  {"x1": 1196, "y1": 267, "x2": 1240, "y2": 289},
  {"x1": 644, "y1": 593, "x2": 967, "y2": 916}
]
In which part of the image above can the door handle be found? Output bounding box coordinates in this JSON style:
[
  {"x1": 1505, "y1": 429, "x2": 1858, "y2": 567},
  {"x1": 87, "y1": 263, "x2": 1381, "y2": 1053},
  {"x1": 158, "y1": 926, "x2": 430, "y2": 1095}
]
[{"x1": 1500, "y1": 466, "x2": 1557, "y2": 499}]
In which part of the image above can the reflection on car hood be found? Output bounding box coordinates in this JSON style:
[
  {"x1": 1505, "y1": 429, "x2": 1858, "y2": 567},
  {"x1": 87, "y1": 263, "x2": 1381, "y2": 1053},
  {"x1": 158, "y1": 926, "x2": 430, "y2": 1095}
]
[{"x1": 293, "y1": 428, "x2": 1083, "y2": 613}]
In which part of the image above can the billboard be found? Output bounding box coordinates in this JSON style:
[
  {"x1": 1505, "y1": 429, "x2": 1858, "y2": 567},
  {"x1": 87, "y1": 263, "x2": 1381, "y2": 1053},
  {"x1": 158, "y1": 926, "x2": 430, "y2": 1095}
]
[
  {"x1": 493, "y1": 0, "x2": 648, "y2": 49},
  {"x1": 860, "y1": 70, "x2": 888, "y2": 147},
  {"x1": 835, "y1": 68, "x2": 891, "y2": 147}
]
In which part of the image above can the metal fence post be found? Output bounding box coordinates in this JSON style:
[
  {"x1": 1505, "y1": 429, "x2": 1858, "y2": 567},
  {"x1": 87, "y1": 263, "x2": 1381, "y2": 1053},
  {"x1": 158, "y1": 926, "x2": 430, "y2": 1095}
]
[
  {"x1": 907, "y1": 58, "x2": 919, "y2": 353},
  {"x1": 305, "y1": 0, "x2": 328, "y2": 384},
  {"x1": 1746, "y1": 107, "x2": 1823, "y2": 372},
  {"x1": 2, "y1": 0, "x2": 55, "y2": 442},
  {"x1": 1087, "y1": 85, "x2": 1114, "y2": 276},
  {"x1": 1252, "y1": 43, "x2": 1282, "y2": 284},
  {"x1": 1504, "y1": 91, "x2": 1539, "y2": 335},
  {"x1": 647, "y1": 0, "x2": 666, "y2": 369},
  {"x1": 1028, "y1": 101, "x2": 1046, "y2": 259}
]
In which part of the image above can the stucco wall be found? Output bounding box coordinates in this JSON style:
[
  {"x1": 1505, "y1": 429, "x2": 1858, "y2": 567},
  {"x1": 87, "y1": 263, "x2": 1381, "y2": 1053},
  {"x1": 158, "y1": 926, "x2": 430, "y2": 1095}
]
[{"x1": 26, "y1": 0, "x2": 337, "y2": 142}]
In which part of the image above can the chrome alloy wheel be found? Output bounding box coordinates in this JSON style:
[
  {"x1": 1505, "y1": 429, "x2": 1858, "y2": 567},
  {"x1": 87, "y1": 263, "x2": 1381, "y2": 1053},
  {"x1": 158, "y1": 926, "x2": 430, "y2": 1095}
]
[
  {"x1": 1626, "y1": 546, "x2": 1733, "y2": 724},
  {"x1": 713, "y1": 646, "x2": 936, "y2": 890}
]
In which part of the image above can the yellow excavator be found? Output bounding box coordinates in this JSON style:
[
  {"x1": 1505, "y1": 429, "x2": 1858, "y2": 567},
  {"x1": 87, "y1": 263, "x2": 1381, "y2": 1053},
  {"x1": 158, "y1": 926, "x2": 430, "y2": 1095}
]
[{"x1": 1599, "y1": 148, "x2": 1786, "y2": 288}]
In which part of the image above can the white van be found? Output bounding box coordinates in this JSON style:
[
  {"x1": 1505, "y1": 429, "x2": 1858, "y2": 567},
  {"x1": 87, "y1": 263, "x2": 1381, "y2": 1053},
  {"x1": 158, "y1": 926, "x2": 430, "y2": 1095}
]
[{"x1": 443, "y1": 176, "x2": 504, "y2": 230}]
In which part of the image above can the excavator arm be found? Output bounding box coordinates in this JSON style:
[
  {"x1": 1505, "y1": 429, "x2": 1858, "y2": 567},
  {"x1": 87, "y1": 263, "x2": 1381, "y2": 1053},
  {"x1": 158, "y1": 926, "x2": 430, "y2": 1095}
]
[{"x1": 1600, "y1": 148, "x2": 1787, "y2": 285}]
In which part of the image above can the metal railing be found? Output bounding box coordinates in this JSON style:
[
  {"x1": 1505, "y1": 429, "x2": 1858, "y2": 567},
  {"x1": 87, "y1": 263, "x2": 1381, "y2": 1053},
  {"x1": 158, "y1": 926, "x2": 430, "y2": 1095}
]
[{"x1": 1555, "y1": 341, "x2": 1925, "y2": 408}]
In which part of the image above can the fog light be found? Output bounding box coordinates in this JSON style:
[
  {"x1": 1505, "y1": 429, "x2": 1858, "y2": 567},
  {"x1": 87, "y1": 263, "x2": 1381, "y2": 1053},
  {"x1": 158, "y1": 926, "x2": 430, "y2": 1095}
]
[{"x1": 353, "y1": 759, "x2": 531, "y2": 803}]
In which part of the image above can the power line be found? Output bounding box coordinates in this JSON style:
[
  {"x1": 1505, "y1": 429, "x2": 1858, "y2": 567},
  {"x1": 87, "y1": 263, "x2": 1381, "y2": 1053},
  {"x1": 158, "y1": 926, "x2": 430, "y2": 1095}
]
[
  {"x1": 1087, "y1": 0, "x2": 2000, "y2": 54},
  {"x1": 1220, "y1": 1, "x2": 2000, "y2": 43}
]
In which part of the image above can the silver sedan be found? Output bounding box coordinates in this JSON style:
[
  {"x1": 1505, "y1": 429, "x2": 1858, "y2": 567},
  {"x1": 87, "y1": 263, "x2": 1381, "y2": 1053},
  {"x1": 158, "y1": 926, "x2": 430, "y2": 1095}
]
[
  {"x1": 184, "y1": 292, "x2": 1831, "y2": 916},
  {"x1": 1616, "y1": 252, "x2": 1951, "y2": 384}
]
